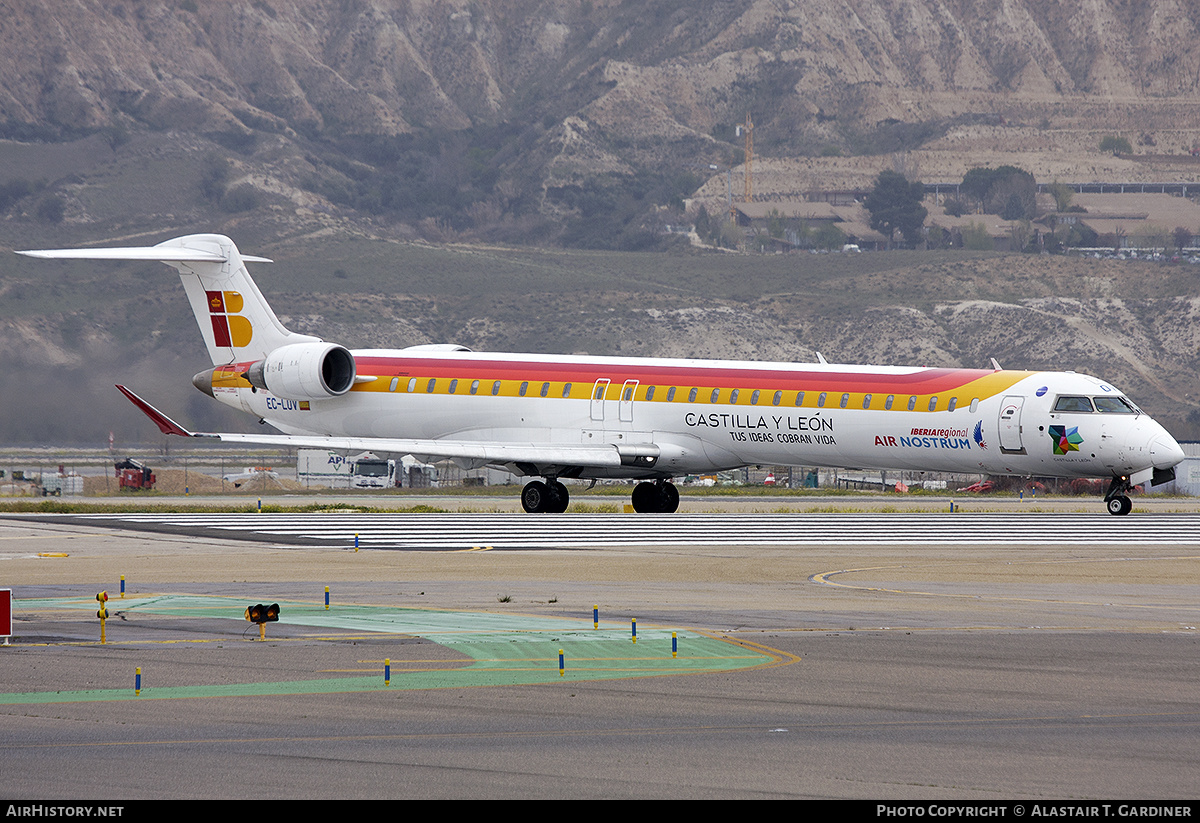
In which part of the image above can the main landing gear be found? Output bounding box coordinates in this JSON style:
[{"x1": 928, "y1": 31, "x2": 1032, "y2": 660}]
[
  {"x1": 631, "y1": 480, "x2": 679, "y2": 513},
  {"x1": 521, "y1": 479, "x2": 570, "y2": 513},
  {"x1": 1104, "y1": 476, "x2": 1134, "y2": 516},
  {"x1": 520, "y1": 478, "x2": 680, "y2": 513}
]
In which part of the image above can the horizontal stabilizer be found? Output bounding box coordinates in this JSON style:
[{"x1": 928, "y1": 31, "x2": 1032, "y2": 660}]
[
  {"x1": 18, "y1": 246, "x2": 272, "y2": 264},
  {"x1": 115, "y1": 385, "x2": 202, "y2": 438}
]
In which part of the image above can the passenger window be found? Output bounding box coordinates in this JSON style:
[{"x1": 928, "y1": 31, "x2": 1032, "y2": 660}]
[
  {"x1": 969, "y1": 397, "x2": 978, "y2": 412},
  {"x1": 1054, "y1": 396, "x2": 1095, "y2": 413},
  {"x1": 667, "y1": 387, "x2": 677, "y2": 402},
  {"x1": 730, "y1": 389, "x2": 740, "y2": 404},
  {"x1": 407, "y1": 378, "x2": 417, "y2": 393},
  {"x1": 818, "y1": 392, "x2": 827, "y2": 408},
  {"x1": 646, "y1": 386, "x2": 655, "y2": 401},
  {"x1": 519, "y1": 381, "x2": 529, "y2": 397},
  {"x1": 947, "y1": 397, "x2": 957, "y2": 412},
  {"x1": 563, "y1": 383, "x2": 572, "y2": 398},
  {"x1": 594, "y1": 384, "x2": 605, "y2": 400},
  {"x1": 885, "y1": 395, "x2": 894, "y2": 410},
  {"x1": 928, "y1": 396, "x2": 938, "y2": 412},
  {"x1": 862, "y1": 394, "x2": 872, "y2": 409},
  {"x1": 839, "y1": 393, "x2": 849, "y2": 408},
  {"x1": 688, "y1": 388, "x2": 698, "y2": 402},
  {"x1": 795, "y1": 391, "x2": 805, "y2": 406},
  {"x1": 710, "y1": 388, "x2": 720, "y2": 403},
  {"x1": 907, "y1": 396, "x2": 916, "y2": 411},
  {"x1": 751, "y1": 390, "x2": 760, "y2": 405},
  {"x1": 389, "y1": 377, "x2": 399, "y2": 392},
  {"x1": 470, "y1": 379, "x2": 479, "y2": 395},
  {"x1": 540, "y1": 382, "x2": 549, "y2": 397},
  {"x1": 426, "y1": 378, "x2": 436, "y2": 393},
  {"x1": 772, "y1": 390, "x2": 782, "y2": 406},
  {"x1": 492, "y1": 380, "x2": 501, "y2": 396},
  {"x1": 449, "y1": 379, "x2": 458, "y2": 394},
  {"x1": 623, "y1": 385, "x2": 634, "y2": 401}
]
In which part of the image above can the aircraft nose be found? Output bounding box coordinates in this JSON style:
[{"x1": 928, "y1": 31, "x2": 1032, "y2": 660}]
[{"x1": 1150, "y1": 434, "x2": 1185, "y2": 469}]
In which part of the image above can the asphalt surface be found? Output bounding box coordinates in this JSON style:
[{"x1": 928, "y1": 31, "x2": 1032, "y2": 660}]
[{"x1": 2, "y1": 507, "x2": 1199, "y2": 799}]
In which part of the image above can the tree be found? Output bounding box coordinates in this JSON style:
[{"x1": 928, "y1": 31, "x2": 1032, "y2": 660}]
[
  {"x1": 1048, "y1": 182, "x2": 1074, "y2": 212},
  {"x1": 864, "y1": 170, "x2": 927, "y2": 247},
  {"x1": 961, "y1": 221, "x2": 994, "y2": 250},
  {"x1": 960, "y1": 165, "x2": 1035, "y2": 219},
  {"x1": 694, "y1": 204, "x2": 712, "y2": 241},
  {"x1": 1100, "y1": 135, "x2": 1132, "y2": 156},
  {"x1": 1173, "y1": 226, "x2": 1192, "y2": 252}
]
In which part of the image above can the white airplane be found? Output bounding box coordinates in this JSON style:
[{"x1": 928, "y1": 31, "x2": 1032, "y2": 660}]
[{"x1": 19, "y1": 233, "x2": 1185, "y2": 515}]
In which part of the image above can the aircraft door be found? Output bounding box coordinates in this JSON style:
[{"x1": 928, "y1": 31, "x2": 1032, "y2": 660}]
[
  {"x1": 619, "y1": 379, "x2": 638, "y2": 423},
  {"x1": 998, "y1": 396, "x2": 1027, "y2": 454},
  {"x1": 590, "y1": 379, "x2": 610, "y2": 421}
]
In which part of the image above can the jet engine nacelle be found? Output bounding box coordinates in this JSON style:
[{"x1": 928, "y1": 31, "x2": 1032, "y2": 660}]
[{"x1": 245, "y1": 342, "x2": 356, "y2": 400}]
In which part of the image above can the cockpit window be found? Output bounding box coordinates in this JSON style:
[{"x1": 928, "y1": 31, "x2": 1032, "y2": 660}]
[
  {"x1": 1053, "y1": 396, "x2": 1094, "y2": 413},
  {"x1": 1093, "y1": 396, "x2": 1140, "y2": 414}
]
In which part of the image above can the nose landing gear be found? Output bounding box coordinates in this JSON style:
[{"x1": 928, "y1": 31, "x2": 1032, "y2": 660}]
[{"x1": 1104, "y1": 476, "x2": 1133, "y2": 516}]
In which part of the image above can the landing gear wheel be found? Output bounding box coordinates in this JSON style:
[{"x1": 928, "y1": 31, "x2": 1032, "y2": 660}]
[
  {"x1": 631, "y1": 482, "x2": 659, "y2": 513},
  {"x1": 631, "y1": 481, "x2": 679, "y2": 513},
  {"x1": 657, "y1": 481, "x2": 679, "y2": 513},
  {"x1": 1106, "y1": 495, "x2": 1132, "y2": 516},
  {"x1": 548, "y1": 480, "x2": 570, "y2": 513},
  {"x1": 522, "y1": 480, "x2": 549, "y2": 513}
]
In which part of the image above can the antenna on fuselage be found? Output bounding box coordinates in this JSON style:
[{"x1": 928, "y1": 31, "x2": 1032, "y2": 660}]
[
  {"x1": 990, "y1": 358, "x2": 1003, "y2": 371},
  {"x1": 816, "y1": 352, "x2": 828, "y2": 365}
]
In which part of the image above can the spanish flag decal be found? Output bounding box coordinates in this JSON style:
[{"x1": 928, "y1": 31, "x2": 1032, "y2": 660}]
[{"x1": 206, "y1": 290, "x2": 252, "y2": 348}]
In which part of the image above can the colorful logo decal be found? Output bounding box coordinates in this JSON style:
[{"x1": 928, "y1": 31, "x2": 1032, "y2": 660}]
[
  {"x1": 973, "y1": 421, "x2": 988, "y2": 450},
  {"x1": 206, "y1": 290, "x2": 252, "y2": 348},
  {"x1": 1035, "y1": 386, "x2": 1048, "y2": 397},
  {"x1": 1049, "y1": 424, "x2": 1083, "y2": 455}
]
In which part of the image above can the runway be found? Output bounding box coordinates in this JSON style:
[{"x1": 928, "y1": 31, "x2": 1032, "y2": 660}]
[
  {"x1": 2, "y1": 509, "x2": 1200, "y2": 799},
  {"x1": 10, "y1": 510, "x2": 1200, "y2": 549}
]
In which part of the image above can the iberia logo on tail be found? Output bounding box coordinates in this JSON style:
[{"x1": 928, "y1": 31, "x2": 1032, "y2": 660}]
[{"x1": 206, "y1": 290, "x2": 252, "y2": 348}]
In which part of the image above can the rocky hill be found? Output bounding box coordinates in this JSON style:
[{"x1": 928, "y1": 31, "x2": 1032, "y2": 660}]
[
  {"x1": 5, "y1": 2, "x2": 1200, "y2": 447},
  {"x1": 3, "y1": 1, "x2": 1200, "y2": 245}
]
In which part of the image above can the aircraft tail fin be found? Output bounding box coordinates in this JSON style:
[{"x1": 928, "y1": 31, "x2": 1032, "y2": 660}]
[{"x1": 19, "y1": 234, "x2": 317, "y2": 365}]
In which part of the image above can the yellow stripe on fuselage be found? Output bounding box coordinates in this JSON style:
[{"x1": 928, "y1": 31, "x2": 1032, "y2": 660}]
[{"x1": 347, "y1": 366, "x2": 1032, "y2": 413}]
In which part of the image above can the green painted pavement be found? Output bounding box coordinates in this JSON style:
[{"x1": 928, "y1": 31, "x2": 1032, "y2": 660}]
[{"x1": 0, "y1": 595, "x2": 776, "y2": 703}]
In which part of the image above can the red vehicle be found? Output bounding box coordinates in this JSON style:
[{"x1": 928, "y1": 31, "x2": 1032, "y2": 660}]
[
  {"x1": 961, "y1": 480, "x2": 995, "y2": 493},
  {"x1": 115, "y1": 458, "x2": 155, "y2": 491}
]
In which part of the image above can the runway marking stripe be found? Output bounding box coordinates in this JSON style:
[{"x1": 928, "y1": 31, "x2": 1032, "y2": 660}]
[{"x1": 21, "y1": 512, "x2": 1200, "y2": 548}]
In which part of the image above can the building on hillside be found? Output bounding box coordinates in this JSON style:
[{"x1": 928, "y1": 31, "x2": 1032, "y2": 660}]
[
  {"x1": 731, "y1": 200, "x2": 888, "y2": 250},
  {"x1": 926, "y1": 210, "x2": 1027, "y2": 251},
  {"x1": 1043, "y1": 193, "x2": 1200, "y2": 250}
]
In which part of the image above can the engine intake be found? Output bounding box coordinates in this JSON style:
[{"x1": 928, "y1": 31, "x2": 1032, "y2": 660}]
[{"x1": 244, "y1": 342, "x2": 356, "y2": 400}]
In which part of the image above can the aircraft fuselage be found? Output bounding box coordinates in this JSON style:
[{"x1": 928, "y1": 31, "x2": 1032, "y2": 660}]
[{"x1": 214, "y1": 348, "x2": 1181, "y2": 485}]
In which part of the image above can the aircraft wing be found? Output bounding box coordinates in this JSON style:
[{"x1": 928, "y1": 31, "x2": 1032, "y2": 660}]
[{"x1": 115, "y1": 385, "x2": 658, "y2": 472}]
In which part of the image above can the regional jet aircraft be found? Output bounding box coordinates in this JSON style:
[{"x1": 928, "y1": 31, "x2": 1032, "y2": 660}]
[{"x1": 19, "y1": 234, "x2": 1185, "y2": 515}]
